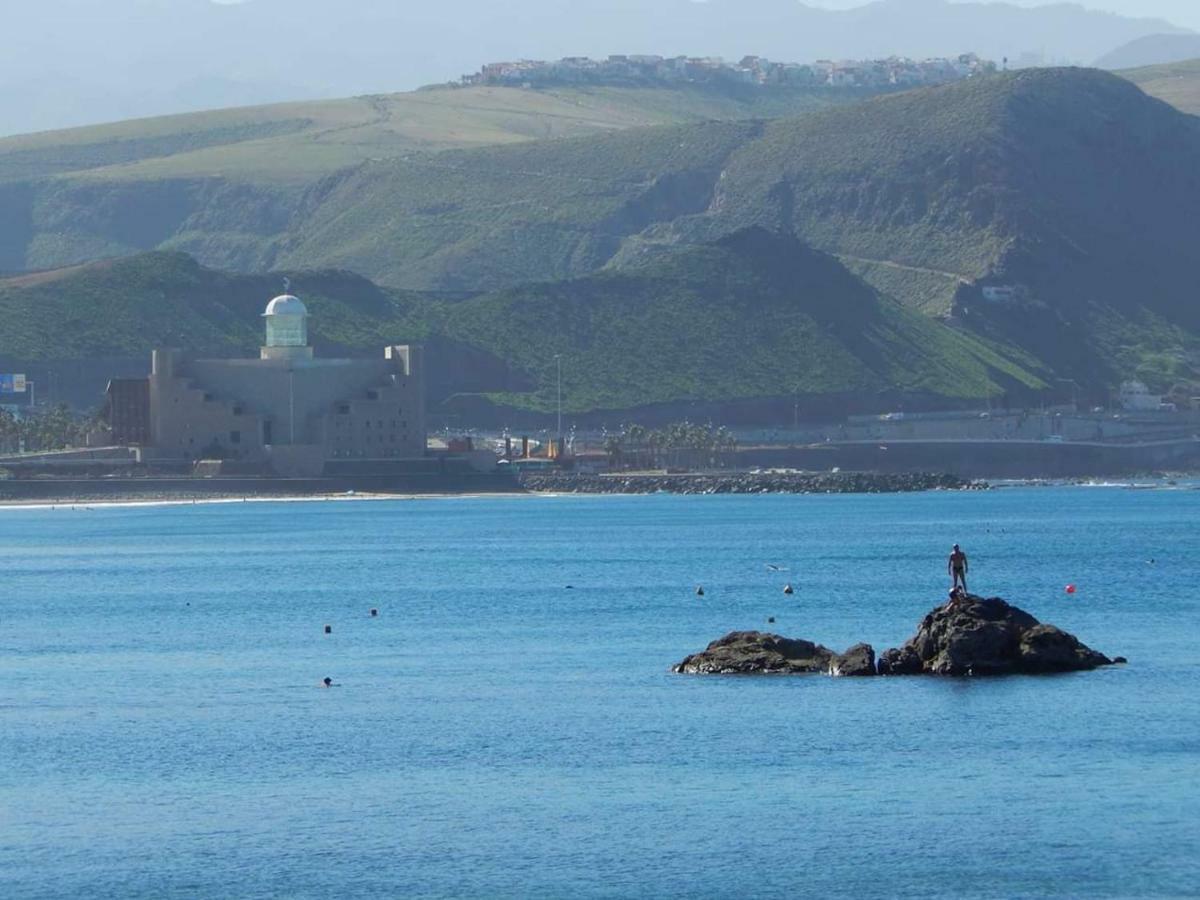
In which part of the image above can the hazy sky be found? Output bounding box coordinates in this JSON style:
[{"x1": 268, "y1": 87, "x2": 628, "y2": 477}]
[
  {"x1": 207, "y1": 1, "x2": 1200, "y2": 31},
  {"x1": 802, "y1": 1, "x2": 1199, "y2": 30}
]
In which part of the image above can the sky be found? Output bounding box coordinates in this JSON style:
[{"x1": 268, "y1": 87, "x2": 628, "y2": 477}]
[
  {"x1": 769, "y1": 1, "x2": 1200, "y2": 30},
  {"x1": 2, "y1": 0, "x2": 1195, "y2": 137},
  {"x1": 206, "y1": 0, "x2": 1200, "y2": 31}
]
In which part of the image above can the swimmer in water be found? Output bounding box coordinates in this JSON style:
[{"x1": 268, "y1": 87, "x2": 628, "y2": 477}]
[{"x1": 322, "y1": 677, "x2": 334, "y2": 688}]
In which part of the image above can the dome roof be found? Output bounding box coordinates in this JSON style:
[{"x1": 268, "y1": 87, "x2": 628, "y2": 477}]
[{"x1": 263, "y1": 294, "x2": 308, "y2": 318}]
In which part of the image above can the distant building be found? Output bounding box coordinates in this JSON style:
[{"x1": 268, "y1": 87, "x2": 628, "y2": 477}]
[
  {"x1": 105, "y1": 378, "x2": 150, "y2": 446},
  {"x1": 461, "y1": 52, "x2": 994, "y2": 91},
  {"x1": 111, "y1": 289, "x2": 427, "y2": 476},
  {"x1": 1119, "y1": 380, "x2": 1171, "y2": 412}
]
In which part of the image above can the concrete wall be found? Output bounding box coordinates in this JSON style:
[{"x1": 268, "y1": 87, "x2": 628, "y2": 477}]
[{"x1": 148, "y1": 345, "x2": 426, "y2": 470}]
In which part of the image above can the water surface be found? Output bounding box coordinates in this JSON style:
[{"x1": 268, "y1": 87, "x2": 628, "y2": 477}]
[{"x1": 2, "y1": 488, "x2": 1198, "y2": 898}]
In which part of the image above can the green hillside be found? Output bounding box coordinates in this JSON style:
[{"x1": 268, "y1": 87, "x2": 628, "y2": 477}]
[
  {"x1": 432, "y1": 229, "x2": 1047, "y2": 414},
  {"x1": 1121, "y1": 57, "x2": 1200, "y2": 115},
  {"x1": 0, "y1": 239, "x2": 1048, "y2": 417},
  {"x1": 4, "y1": 67, "x2": 1198, "y2": 291},
  {"x1": 0, "y1": 252, "x2": 419, "y2": 360},
  {"x1": 4, "y1": 68, "x2": 1200, "y2": 407},
  {"x1": 269, "y1": 65, "x2": 1200, "y2": 385},
  {"x1": 0, "y1": 81, "x2": 873, "y2": 275},
  {"x1": 0, "y1": 82, "x2": 858, "y2": 187}
]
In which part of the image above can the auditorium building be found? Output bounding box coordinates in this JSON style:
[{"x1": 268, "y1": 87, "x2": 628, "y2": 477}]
[{"x1": 110, "y1": 289, "x2": 426, "y2": 476}]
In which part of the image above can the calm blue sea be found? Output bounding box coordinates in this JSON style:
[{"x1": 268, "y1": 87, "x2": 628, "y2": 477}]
[{"x1": 2, "y1": 487, "x2": 1198, "y2": 899}]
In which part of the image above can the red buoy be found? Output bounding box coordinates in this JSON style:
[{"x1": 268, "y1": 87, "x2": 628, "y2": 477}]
[{"x1": 1065, "y1": 584, "x2": 1077, "y2": 595}]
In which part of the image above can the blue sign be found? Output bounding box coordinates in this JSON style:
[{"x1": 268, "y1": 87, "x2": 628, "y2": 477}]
[{"x1": 0, "y1": 374, "x2": 26, "y2": 394}]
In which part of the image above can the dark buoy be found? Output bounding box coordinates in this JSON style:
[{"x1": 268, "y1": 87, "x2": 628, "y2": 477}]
[
  {"x1": 783, "y1": 584, "x2": 795, "y2": 595},
  {"x1": 370, "y1": 608, "x2": 379, "y2": 617},
  {"x1": 324, "y1": 624, "x2": 333, "y2": 634},
  {"x1": 322, "y1": 677, "x2": 333, "y2": 688},
  {"x1": 767, "y1": 617, "x2": 776, "y2": 624},
  {"x1": 696, "y1": 586, "x2": 705, "y2": 597}
]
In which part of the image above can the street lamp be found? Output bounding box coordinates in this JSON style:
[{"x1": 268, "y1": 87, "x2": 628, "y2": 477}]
[{"x1": 554, "y1": 354, "x2": 563, "y2": 439}]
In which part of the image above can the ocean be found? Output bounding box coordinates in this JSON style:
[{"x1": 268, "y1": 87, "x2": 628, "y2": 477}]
[{"x1": 2, "y1": 487, "x2": 1198, "y2": 898}]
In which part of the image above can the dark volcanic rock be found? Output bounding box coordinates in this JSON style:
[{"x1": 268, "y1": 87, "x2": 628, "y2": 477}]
[
  {"x1": 880, "y1": 594, "x2": 1113, "y2": 676},
  {"x1": 673, "y1": 631, "x2": 836, "y2": 674},
  {"x1": 829, "y1": 643, "x2": 877, "y2": 677},
  {"x1": 523, "y1": 472, "x2": 985, "y2": 495}
]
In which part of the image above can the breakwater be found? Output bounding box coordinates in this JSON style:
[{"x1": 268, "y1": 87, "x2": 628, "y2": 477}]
[{"x1": 522, "y1": 471, "x2": 984, "y2": 494}]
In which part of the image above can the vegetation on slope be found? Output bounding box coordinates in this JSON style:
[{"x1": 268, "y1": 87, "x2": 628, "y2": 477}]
[
  {"x1": 432, "y1": 229, "x2": 1046, "y2": 413},
  {"x1": 0, "y1": 238, "x2": 1047, "y2": 417},
  {"x1": 1120, "y1": 57, "x2": 1200, "y2": 115},
  {"x1": 0, "y1": 83, "x2": 861, "y2": 187}
]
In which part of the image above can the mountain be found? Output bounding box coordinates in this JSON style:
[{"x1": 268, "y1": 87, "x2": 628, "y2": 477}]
[
  {"x1": 1097, "y1": 34, "x2": 1200, "y2": 69},
  {"x1": 0, "y1": 82, "x2": 860, "y2": 187},
  {"x1": 1120, "y1": 57, "x2": 1200, "y2": 115},
  {"x1": 428, "y1": 228, "x2": 1047, "y2": 417},
  {"x1": 0, "y1": 81, "x2": 878, "y2": 276},
  {"x1": 0, "y1": 0, "x2": 1188, "y2": 136},
  {"x1": 5, "y1": 67, "x2": 1200, "y2": 407},
  {"x1": 0, "y1": 236, "x2": 1047, "y2": 420}
]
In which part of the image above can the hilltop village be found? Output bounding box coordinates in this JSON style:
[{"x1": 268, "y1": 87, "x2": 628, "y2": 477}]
[{"x1": 461, "y1": 52, "x2": 997, "y2": 90}]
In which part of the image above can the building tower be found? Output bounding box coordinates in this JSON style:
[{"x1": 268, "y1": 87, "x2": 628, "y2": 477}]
[{"x1": 260, "y1": 287, "x2": 313, "y2": 361}]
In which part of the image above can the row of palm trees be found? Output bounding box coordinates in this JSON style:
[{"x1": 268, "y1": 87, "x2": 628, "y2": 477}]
[
  {"x1": 0, "y1": 404, "x2": 91, "y2": 454},
  {"x1": 602, "y1": 422, "x2": 738, "y2": 471}
]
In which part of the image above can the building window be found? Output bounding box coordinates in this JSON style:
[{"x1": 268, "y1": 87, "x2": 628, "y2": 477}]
[
  {"x1": 337, "y1": 404, "x2": 350, "y2": 415},
  {"x1": 230, "y1": 430, "x2": 241, "y2": 444},
  {"x1": 203, "y1": 393, "x2": 214, "y2": 402},
  {"x1": 233, "y1": 405, "x2": 244, "y2": 416},
  {"x1": 367, "y1": 390, "x2": 379, "y2": 400}
]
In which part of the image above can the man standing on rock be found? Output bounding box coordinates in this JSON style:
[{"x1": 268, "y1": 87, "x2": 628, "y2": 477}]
[{"x1": 949, "y1": 544, "x2": 969, "y2": 594}]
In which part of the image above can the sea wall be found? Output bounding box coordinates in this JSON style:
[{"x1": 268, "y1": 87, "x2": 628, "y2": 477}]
[{"x1": 521, "y1": 472, "x2": 981, "y2": 494}]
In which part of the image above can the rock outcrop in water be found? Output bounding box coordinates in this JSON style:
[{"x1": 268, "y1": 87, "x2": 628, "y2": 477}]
[
  {"x1": 878, "y1": 594, "x2": 1113, "y2": 676},
  {"x1": 674, "y1": 596, "x2": 1116, "y2": 678},
  {"x1": 672, "y1": 631, "x2": 876, "y2": 676}
]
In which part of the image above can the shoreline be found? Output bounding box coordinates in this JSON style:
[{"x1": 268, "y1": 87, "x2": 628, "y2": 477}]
[{"x1": 0, "y1": 491, "x2": 535, "y2": 511}]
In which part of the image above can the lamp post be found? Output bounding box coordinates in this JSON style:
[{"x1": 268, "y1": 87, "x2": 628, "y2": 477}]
[
  {"x1": 555, "y1": 354, "x2": 563, "y2": 440},
  {"x1": 289, "y1": 368, "x2": 296, "y2": 444}
]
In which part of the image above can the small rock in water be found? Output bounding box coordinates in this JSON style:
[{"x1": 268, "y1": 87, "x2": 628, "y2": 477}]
[{"x1": 878, "y1": 594, "x2": 1113, "y2": 676}]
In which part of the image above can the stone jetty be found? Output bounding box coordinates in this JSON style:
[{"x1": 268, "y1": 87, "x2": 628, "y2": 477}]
[{"x1": 524, "y1": 472, "x2": 983, "y2": 495}]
